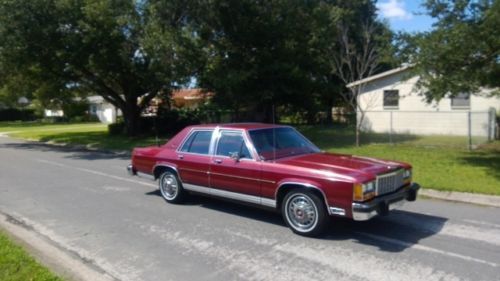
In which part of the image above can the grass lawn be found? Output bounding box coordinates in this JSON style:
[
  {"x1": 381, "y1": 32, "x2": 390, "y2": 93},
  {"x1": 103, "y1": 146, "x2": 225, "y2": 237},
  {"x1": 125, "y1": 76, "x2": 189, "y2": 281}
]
[
  {"x1": 0, "y1": 121, "x2": 164, "y2": 151},
  {"x1": 1, "y1": 121, "x2": 499, "y2": 196},
  {"x1": 0, "y1": 231, "x2": 62, "y2": 281}
]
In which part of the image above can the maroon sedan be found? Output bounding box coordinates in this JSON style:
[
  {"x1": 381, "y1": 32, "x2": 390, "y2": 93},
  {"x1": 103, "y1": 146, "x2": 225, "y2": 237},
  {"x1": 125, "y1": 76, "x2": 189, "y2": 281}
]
[{"x1": 127, "y1": 123, "x2": 420, "y2": 236}]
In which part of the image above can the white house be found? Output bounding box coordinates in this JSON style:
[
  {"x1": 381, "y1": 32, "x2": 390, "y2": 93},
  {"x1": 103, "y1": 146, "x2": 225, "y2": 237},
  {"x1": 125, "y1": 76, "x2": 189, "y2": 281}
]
[
  {"x1": 347, "y1": 66, "x2": 499, "y2": 139},
  {"x1": 87, "y1": 95, "x2": 121, "y2": 123}
]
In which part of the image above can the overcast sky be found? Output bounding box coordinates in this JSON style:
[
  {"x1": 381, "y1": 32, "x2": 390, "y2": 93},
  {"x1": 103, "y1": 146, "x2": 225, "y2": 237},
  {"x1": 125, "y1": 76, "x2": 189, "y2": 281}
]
[{"x1": 376, "y1": 0, "x2": 435, "y2": 33}]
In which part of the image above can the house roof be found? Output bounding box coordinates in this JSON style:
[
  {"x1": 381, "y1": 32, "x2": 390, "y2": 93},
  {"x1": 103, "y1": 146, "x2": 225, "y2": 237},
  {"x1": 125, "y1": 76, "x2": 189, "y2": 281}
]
[
  {"x1": 171, "y1": 88, "x2": 214, "y2": 101},
  {"x1": 87, "y1": 95, "x2": 105, "y2": 103},
  {"x1": 346, "y1": 65, "x2": 412, "y2": 88}
]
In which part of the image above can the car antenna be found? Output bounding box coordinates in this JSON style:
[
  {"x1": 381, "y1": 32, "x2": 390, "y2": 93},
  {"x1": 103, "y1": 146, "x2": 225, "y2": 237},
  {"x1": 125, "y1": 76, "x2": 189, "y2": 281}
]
[
  {"x1": 272, "y1": 103, "x2": 276, "y2": 162},
  {"x1": 154, "y1": 106, "x2": 159, "y2": 147}
]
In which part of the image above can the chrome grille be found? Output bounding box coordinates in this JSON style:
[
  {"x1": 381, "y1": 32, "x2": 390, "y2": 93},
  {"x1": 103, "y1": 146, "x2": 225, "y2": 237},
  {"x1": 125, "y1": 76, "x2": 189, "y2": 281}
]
[{"x1": 376, "y1": 169, "x2": 405, "y2": 195}]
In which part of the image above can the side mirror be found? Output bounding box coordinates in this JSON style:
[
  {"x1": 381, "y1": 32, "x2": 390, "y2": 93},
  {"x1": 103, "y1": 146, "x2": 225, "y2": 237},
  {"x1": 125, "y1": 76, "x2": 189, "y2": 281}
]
[{"x1": 229, "y1": 152, "x2": 241, "y2": 162}]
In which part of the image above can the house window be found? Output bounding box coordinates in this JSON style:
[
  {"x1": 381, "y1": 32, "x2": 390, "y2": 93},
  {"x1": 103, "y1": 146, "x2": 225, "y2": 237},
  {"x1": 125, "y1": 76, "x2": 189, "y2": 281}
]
[
  {"x1": 451, "y1": 93, "x2": 470, "y2": 109},
  {"x1": 383, "y1": 90, "x2": 399, "y2": 109},
  {"x1": 89, "y1": 104, "x2": 97, "y2": 115}
]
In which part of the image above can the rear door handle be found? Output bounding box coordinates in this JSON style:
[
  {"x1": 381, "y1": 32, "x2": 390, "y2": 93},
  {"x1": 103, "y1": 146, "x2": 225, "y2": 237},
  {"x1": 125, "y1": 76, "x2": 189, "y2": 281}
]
[
  {"x1": 213, "y1": 159, "x2": 222, "y2": 164},
  {"x1": 178, "y1": 155, "x2": 184, "y2": 160}
]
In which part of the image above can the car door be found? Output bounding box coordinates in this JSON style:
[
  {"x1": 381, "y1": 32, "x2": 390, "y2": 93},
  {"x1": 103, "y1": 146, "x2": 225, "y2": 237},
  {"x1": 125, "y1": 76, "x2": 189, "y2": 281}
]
[
  {"x1": 209, "y1": 130, "x2": 262, "y2": 197},
  {"x1": 176, "y1": 130, "x2": 213, "y2": 189}
]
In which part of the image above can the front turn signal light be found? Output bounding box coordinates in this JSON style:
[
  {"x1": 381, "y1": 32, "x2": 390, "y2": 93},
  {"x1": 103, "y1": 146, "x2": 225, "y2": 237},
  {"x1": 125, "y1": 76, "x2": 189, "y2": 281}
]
[{"x1": 353, "y1": 182, "x2": 376, "y2": 202}]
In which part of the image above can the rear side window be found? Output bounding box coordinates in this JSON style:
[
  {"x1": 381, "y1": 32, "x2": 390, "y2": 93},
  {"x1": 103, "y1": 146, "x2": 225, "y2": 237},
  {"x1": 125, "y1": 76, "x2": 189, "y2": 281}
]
[{"x1": 179, "y1": 130, "x2": 213, "y2": 154}]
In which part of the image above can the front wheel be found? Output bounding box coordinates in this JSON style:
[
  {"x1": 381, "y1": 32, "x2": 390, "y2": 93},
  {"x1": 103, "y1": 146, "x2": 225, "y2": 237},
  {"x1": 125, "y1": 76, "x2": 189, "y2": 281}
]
[
  {"x1": 282, "y1": 189, "x2": 328, "y2": 237},
  {"x1": 158, "y1": 171, "x2": 186, "y2": 204}
]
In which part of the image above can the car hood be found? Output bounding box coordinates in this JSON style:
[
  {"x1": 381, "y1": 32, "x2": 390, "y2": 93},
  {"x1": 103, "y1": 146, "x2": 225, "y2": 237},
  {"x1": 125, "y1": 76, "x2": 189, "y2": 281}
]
[{"x1": 276, "y1": 152, "x2": 408, "y2": 180}]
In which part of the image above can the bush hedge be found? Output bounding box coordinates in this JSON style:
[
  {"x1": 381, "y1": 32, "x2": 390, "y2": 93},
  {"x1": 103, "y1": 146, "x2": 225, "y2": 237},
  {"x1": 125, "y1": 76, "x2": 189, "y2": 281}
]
[
  {"x1": 0, "y1": 108, "x2": 37, "y2": 121},
  {"x1": 107, "y1": 109, "x2": 201, "y2": 136}
]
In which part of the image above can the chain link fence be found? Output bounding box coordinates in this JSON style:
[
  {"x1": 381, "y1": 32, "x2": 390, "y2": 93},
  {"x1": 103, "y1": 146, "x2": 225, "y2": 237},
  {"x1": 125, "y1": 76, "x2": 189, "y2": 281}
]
[
  {"x1": 359, "y1": 109, "x2": 497, "y2": 149},
  {"x1": 182, "y1": 107, "x2": 498, "y2": 150}
]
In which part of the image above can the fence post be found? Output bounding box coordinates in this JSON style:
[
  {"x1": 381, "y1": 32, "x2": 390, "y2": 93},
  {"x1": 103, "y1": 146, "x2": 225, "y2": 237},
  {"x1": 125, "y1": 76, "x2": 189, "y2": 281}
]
[
  {"x1": 389, "y1": 111, "x2": 393, "y2": 144},
  {"x1": 468, "y1": 111, "x2": 472, "y2": 150},
  {"x1": 488, "y1": 108, "x2": 494, "y2": 141}
]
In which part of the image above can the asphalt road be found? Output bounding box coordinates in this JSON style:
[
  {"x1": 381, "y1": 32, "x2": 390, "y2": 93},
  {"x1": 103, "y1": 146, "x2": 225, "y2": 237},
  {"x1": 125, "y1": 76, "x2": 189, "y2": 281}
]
[{"x1": 1, "y1": 136, "x2": 499, "y2": 281}]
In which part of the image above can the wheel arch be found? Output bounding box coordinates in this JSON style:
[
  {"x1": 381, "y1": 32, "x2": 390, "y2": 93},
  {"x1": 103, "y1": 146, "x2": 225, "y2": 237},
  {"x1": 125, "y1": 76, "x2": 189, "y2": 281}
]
[
  {"x1": 275, "y1": 181, "x2": 329, "y2": 212},
  {"x1": 153, "y1": 163, "x2": 179, "y2": 180}
]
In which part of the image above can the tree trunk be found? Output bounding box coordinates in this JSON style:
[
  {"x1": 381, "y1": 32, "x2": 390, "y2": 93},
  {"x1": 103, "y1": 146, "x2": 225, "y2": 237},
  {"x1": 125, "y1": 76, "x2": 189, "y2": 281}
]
[
  {"x1": 324, "y1": 98, "x2": 333, "y2": 125},
  {"x1": 356, "y1": 111, "x2": 365, "y2": 147},
  {"x1": 122, "y1": 97, "x2": 142, "y2": 136},
  {"x1": 355, "y1": 125, "x2": 360, "y2": 147}
]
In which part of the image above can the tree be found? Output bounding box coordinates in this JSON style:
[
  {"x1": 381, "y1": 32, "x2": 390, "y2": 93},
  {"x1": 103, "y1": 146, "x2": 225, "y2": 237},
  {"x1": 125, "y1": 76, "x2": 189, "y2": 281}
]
[
  {"x1": 414, "y1": 0, "x2": 500, "y2": 101},
  {"x1": 327, "y1": 1, "x2": 393, "y2": 146},
  {"x1": 193, "y1": 0, "x2": 325, "y2": 122},
  {"x1": 0, "y1": 0, "x2": 197, "y2": 135}
]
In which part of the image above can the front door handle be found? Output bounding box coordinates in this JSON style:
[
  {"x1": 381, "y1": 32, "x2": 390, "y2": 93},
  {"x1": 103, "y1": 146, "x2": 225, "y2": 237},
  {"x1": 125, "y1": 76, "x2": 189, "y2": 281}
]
[
  {"x1": 213, "y1": 159, "x2": 222, "y2": 164},
  {"x1": 178, "y1": 155, "x2": 184, "y2": 160}
]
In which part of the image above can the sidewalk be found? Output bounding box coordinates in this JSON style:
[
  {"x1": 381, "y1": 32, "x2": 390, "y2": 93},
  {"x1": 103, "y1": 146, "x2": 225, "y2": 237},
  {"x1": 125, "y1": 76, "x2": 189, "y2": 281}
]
[{"x1": 420, "y1": 189, "x2": 500, "y2": 208}]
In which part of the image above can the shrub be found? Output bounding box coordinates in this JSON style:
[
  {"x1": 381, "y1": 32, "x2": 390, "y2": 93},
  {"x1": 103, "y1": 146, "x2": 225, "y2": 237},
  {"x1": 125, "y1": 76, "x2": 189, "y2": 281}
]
[
  {"x1": 108, "y1": 122, "x2": 125, "y2": 135},
  {"x1": 0, "y1": 108, "x2": 37, "y2": 121},
  {"x1": 62, "y1": 100, "x2": 89, "y2": 120},
  {"x1": 69, "y1": 115, "x2": 100, "y2": 123},
  {"x1": 41, "y1": 116, "x2": 68, "y2": 123}
]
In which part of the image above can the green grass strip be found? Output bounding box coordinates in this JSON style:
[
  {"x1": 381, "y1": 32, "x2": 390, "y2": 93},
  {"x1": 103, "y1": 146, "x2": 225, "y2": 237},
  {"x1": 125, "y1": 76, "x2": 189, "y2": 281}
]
[{"x1": 0, "y1": 231, "x2": 63, "y2": 281}]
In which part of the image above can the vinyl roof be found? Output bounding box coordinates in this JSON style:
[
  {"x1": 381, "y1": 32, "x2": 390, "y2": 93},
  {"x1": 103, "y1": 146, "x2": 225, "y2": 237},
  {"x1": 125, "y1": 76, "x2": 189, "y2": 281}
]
[{"x1": 187, "y1": 123, "x2": 287, "y2": 130}]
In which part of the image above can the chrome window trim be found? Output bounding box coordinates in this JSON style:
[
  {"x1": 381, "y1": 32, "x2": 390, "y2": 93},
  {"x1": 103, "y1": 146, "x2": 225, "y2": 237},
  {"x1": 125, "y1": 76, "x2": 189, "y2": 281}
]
[
  {"x1": 176, "y1": 128, "x2": 215, "y2": 156},
  {"x1": 213, "y1": 129, "x2": 258, "y2": 161},
  {"x1": 183, "y1": 183, "x2": 277, "y2": 208}
]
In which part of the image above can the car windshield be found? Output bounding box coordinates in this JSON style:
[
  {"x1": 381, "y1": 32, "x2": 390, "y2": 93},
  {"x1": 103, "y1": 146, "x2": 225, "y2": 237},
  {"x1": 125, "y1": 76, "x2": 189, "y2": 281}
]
[{"x1": 249, "y1": 127, "x2": 320, "y2": 160}]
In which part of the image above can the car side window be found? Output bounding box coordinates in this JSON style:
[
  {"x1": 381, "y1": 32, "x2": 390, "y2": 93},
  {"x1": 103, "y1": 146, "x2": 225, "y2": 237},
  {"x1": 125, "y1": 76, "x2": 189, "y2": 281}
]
[
  {"x1": 216, "y1": 132, "x2": 252, "y2": 159},
  {"x1": 180, "y1": 130, "x2": 213, "y2": 154}
]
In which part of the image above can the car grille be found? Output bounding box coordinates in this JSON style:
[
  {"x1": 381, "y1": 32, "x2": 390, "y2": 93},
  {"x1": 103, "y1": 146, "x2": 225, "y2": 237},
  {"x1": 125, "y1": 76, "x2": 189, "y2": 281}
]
[{"x1": 376, "y1": 169, "x2": 405, "y2": 195}]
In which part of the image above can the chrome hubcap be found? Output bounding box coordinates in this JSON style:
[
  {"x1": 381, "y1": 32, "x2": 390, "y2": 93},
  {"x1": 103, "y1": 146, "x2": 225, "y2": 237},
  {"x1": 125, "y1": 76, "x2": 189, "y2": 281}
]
[
  {"x1": 286, "y1": 194, "x2": 317, "y2": 231},
  {"x1": 160, "y1": 174, "x2": 178, "y2": 200}
]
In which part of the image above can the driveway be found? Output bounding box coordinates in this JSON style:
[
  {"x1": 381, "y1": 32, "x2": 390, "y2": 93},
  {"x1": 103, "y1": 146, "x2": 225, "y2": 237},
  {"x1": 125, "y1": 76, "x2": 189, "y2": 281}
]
[{"x1": 0, "y1": 137, "x2": 499, "y2": 281}]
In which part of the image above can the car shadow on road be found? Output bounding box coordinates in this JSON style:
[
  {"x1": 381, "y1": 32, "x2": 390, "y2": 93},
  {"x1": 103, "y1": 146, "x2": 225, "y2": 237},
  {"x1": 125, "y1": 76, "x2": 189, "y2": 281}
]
[
  {"x1": 145, "y1": 189, "x2": 446, "y2": 252},
  {"x1": 0, "y1": 141, "x2": 130, "y2": 160},
  {"x1": 322, "y1": 211, "x2": 447, "y2": 252}
]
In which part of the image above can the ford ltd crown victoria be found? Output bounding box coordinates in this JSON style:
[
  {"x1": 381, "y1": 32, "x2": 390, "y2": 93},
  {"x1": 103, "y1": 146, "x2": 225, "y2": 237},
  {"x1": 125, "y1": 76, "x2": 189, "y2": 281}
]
[{"x1": 127, "y1": 123, "x2": 420, "y2": 236}]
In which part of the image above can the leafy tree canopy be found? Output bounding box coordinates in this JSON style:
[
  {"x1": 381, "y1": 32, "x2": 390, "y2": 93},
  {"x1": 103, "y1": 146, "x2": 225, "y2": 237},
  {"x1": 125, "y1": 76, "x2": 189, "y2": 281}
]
[
  {"x1": 0, "y1": 0, "x2": 198, "y2": 134},
  {"x1": 413, "y1": 0, "x2": 500, "y2": 101}
]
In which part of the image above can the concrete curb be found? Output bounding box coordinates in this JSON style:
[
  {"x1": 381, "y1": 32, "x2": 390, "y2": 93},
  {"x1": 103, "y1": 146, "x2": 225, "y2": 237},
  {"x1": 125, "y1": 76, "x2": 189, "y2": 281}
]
[
  {"x1": 420, "y1": 189, "x2": 500, "y2": 208},
  {"x1": 5, "y1": 135, "x2": 131, "y2": 157},
  {"x1": 0, "y1": 211, "x2": 117, "y2": 281}
]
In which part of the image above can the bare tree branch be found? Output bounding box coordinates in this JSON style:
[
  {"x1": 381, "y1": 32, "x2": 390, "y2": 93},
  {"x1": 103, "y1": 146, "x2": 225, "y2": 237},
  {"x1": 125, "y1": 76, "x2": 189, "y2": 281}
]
[{"x1": 331, "y1": 21, "x2": 381, "y2": 146}]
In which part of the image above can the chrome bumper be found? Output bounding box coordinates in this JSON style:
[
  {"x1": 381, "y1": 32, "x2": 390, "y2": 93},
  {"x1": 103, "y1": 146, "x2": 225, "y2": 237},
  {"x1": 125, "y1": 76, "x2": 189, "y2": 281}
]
[
  {"x1": 352, "y1": 183, "x2": 420, "y2": 221},
  {"x1": 127, "y1": 164, "x2": 136, "y2": 176}
]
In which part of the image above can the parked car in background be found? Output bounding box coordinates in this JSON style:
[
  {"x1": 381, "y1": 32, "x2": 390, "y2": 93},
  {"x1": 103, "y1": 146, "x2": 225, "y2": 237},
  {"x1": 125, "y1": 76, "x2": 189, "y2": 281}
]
[{"x1": 128, "y1": 123, "x2": 420, "y2": 236}]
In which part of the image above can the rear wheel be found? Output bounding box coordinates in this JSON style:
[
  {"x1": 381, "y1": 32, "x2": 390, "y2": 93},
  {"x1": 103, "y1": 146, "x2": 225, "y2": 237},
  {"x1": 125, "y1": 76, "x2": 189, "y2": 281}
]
[
  {"x1": 158, "y1": 171, "x2": 185, "y2": 204},
  {"x1": 282, "y1": 189, "x2": 328, "y2": 236}
]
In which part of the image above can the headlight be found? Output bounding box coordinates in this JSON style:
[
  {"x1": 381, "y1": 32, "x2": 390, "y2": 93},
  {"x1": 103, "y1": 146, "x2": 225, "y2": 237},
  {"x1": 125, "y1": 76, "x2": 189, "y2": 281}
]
[
  {"x1": 353, "y1": 181, "x2": 376, "y2": 202},
  {"x1": 403, "y1": 169, "x2": 411, "y2": 178},
  {"x1": 403, "y1": 169, "x2": 412, "y2": 184}
]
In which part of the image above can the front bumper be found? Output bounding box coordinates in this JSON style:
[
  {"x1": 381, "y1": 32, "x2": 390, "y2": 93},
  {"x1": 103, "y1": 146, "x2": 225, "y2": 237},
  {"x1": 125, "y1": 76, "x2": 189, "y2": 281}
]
[
  {"x1": 127, "y1": 164, "x2": 136, "y2": 176},
  {"x1": 352, "y1": 183, "x2": 420, "y2": 221}
]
